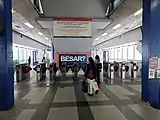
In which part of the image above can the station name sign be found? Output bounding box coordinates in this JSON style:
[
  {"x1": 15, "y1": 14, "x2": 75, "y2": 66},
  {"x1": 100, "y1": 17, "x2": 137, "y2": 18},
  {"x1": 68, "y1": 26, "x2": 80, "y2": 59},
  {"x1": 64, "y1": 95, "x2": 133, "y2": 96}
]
[{"x1": 60, "y1": 54, "x2": 87, "y2": 62}]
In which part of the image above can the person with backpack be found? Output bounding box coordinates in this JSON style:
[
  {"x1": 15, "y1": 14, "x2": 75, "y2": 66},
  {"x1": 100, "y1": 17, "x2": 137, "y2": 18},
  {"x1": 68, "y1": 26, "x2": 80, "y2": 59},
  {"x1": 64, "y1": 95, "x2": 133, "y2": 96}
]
[{"x1": 84, "y1": 57, "x2": 98, "y2": 96}]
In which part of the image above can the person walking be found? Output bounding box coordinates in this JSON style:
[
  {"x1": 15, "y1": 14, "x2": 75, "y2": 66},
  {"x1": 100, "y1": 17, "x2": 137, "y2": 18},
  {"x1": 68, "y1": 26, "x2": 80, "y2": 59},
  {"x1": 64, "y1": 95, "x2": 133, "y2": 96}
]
[
  {"x1": 28, "y1": 56, "x2": 31, "y2": 66},
  {"x1": 85, "y1": 57, "x2": 98, "y2": 96},
  {"x1": 95, "y1": 55, "x2": 102, "y2": 87}
]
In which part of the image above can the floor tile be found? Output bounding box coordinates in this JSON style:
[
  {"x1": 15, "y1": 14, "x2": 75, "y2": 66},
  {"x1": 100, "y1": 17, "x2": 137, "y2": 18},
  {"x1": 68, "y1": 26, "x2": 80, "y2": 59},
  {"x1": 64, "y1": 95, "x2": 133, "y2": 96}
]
[
  {"x1": 85, "y1": 90, "x2": 109, "y2": 101},
  {"x1": 129, "y1": 104, "x2": 160, "y2": 120},
  {"x1": 16, "y1": 109, "x2": 36, "y2": 120},
  {"x1": 128, "y1": 85, "x2": 141, "y2": 92},
  {"x1": 90, "y1": 105, "x2": 127, "y2": 120},
  {"x1": 106, "y1": 85, "x2": 135, "y2": 100},
  {"x1": 47, "y1": 107, "x2": 78, "y2": 120},
  {"x1": 53, "y1": 87, "x2": 76, "y2": 103},
  {"x1": 22, "y1": 88, "x2": 49, "y2": 104}
]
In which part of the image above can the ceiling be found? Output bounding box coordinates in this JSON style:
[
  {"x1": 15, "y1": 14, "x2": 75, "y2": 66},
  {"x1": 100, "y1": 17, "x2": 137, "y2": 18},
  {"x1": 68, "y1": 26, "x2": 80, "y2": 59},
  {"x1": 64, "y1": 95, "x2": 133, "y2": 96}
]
[
  {"x1": 93, "y1": 0, "x2": 142, "y2": 46},
  {"x1": 12, "y1": 12, "x2": 51, "y2": 46},
  {"x1": 41, "y1": 0, "x2": 109, "y2": 18},
  {"x1": 12, "y1": 0, "x2": 51, "y2": 46},
  {"x1": 12, "y1": 0, "x2": 142, "y2": 52}
]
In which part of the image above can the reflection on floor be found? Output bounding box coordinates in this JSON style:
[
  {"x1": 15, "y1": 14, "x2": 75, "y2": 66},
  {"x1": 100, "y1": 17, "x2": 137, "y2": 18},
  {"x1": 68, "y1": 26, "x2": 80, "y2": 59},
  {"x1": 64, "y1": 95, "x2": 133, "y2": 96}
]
[{"x1": 1, "y1": 75, "x2": 160, "y2": 120}]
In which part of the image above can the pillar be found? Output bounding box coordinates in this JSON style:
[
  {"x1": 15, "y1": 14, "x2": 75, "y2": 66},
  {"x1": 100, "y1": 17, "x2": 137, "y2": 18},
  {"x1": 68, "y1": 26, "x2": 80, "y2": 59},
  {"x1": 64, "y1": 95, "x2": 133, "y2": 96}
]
[
  {"x1": 0, "y1": 0, "x2": 14, "y2": 110},
  {"x1": 142, "y1": 0, "x2": 160, "y2": 109}
]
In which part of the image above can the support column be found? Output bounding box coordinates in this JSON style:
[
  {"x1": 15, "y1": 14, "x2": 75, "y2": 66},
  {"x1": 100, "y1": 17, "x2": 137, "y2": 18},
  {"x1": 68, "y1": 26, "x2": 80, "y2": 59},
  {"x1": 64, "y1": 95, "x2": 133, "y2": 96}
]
[
  {"x1": 0, "y1": 0, "x2": 14, "y2": 110},
  {"x1": 142, "y1": 0, "x2": 160, "y2": 109}
]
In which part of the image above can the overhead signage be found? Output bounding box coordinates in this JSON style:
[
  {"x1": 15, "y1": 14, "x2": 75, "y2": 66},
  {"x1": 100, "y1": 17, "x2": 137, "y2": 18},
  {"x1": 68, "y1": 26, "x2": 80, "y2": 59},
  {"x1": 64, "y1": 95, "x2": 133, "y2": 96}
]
[
  {"x1": 53, "y1": 18, "x2": 92, "y2": 38},
  {"x1": 60, "y1": 54, "x2": 87, "y2": 62}
]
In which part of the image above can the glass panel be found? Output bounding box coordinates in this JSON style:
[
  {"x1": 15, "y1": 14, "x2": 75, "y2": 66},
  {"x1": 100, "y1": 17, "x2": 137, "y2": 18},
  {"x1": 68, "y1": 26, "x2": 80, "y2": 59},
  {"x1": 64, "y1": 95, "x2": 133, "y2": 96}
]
[
  {"x1": 23, "y1": 48, "x2": 27, "y2": 62},
  {"x1": 122, "y1": 46, "x2": 127, "y2": 61},
  {"x1": 128, "y1": 45, "x2": 134, "y2": 60},
  {"x1": 117, "y1": 47, "x2": 122, "y2": 61},
  {"x1": 13, "y1": 46, "x2": 18, "y2": 61},
  {"x1": 114, "y1": 48, "x2": 118, "y2": 61},
  {"x1": 19, "y1": 47, "x2": 24, "y2": 63},
  {"x1": 135, "y1": 45, "x2": 142, "y2": 60}
]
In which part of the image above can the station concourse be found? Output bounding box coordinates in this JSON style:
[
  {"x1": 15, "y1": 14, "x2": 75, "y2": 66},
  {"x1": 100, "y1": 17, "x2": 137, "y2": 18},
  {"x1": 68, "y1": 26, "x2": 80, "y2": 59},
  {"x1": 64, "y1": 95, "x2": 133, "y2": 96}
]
[{"x1": 0, "y1": 0, "x2": 160, "y2": 120}]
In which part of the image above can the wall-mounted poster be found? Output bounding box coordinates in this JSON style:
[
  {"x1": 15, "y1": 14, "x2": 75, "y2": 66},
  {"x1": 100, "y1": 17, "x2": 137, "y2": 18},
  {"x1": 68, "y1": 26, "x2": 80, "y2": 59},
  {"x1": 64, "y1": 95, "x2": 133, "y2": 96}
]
[
  {"x1": 149, "y1": 69, "x2": 155, "y2": 79},
  {"x1": 149, "y1": 57, "x2": 158, "y2": 79}
]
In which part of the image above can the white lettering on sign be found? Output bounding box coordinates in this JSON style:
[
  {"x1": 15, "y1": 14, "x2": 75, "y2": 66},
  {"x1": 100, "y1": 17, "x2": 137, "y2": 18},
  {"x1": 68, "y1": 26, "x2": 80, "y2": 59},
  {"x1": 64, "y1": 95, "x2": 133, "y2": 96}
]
[{"x1": 61, "y1": 56, "x2": 86, "y2": 62}]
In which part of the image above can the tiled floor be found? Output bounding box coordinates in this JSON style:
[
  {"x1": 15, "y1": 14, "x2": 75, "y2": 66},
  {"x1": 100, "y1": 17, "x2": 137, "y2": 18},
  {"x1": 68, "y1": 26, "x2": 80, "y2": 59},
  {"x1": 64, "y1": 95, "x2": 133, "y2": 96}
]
[{"x1": 0, "y1": 74, "x2": 160, "y2": 120}]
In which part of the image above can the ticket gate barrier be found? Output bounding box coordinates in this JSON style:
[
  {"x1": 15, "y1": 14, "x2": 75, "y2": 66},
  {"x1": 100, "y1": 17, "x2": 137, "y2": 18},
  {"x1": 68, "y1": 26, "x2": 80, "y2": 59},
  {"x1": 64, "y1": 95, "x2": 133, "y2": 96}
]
[
  {"x1": 72, "y1": 63, "x2": 80, "y2": 81},
  {"x1": 40, "y1": 63, "x2": 47, "y2": 81},
  {"x1": 110, "y1": 63, "x2": 114, "y2": 79},
  {"x1": 113, "y1": 62, "x2": 119, "y2": 78},
  {"x1": 15, "y1": 64, "x2": 22, "y2": 83},
  {"x1": 131, "y1": 63, "x2": 138, "y2": 79},
  {"x1": 60, "y1": 63, "x2": 67, "y2": 80},
  {"x1": 15, "y1": 63, "x2": 31, "y2": 83},
  {"x1": 33, "y1": 64, "x2": 41, "y2": 81},
  {"x1": 49, "y1": 63, "x2": 58, "y2": 81},
  {"x1": 120, "y1": 63, "x2": 126, "y2": 79}
]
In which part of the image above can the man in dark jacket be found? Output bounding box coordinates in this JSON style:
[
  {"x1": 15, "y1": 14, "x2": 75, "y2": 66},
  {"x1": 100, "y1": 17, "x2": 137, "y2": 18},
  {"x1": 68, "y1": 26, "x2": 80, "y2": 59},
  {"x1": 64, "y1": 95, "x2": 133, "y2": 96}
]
[{"x1": 95, "y1": 55, "x2": 102, "y2": 87}]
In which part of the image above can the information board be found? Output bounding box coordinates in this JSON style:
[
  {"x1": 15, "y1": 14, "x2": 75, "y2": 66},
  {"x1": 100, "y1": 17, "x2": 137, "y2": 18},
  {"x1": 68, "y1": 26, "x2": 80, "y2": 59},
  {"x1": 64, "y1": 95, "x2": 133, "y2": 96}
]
[
  {"x1": 53, "y1": 18, "x2": 92, "y2": 38},
  {"x1": 59, "y1": 54, "x2": 87, "y2": 67}
]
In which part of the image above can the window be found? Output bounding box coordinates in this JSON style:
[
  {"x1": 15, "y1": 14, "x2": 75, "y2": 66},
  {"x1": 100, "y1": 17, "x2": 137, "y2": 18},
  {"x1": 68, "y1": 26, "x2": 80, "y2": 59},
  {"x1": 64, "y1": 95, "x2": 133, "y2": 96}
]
[
  {"x1": 128, "y1": 45, "x2": 134, "y2": 60},
  {"x1": 19, "y1": 47, "x2": 24, "y2": 62},
  {"x1": 13, "y1": 46, "x2": 19, "y2": 60},
  {"x1": 114, "y1": 48, "x2": 118, "y2": 61},
  {"x1": 23, "y1": 48, "x2": 27, "y2": 62},
  {"x1": 117, "y1": 47, "x2": 122, "y2": 61},
  {"x1": 110, "y1": 49, "x2": 114, "y2": 61},
  {"x1": 122, "y1": 46, "x2": 127, "y2": 61},
  {"x1": 135, "y1": 45, "x2": 142, "y2": 60}
]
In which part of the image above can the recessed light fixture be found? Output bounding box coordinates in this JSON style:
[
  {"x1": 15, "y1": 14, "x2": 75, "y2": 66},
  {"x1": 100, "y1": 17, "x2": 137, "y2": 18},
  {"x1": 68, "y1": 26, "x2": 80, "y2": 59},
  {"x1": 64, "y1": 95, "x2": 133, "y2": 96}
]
[
  {"x1": 112, "y1": 24, "x2": 122, "y2": 29},
  {"x1": 12, "y1": 9, "x2": 15, "y2": 13},
  {"x1": 38, "y1": 32, "x2": 43, "y2": 35},
  {"x1": 134, "y1": 8, "x2": 143, "y2": 16},
  {"x1": 95, "y1": 37, "x2": 99, "y2": 40},
  {"x1": 102, "y1": 33, "x2": 107, "y2": 36},
  {"x1": 45, "y1": 37, "x2": 48, "y2": 40},
  {"x1": 24, "y1": 22, "x2": 34, "y2": 28}
]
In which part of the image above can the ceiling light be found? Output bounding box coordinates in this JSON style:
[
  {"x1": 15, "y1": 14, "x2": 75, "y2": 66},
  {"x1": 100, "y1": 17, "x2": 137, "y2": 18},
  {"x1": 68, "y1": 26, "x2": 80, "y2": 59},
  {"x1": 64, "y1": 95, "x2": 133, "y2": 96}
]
[
  {"x1": 38, "y1": 32, "x2": 43, "y2": 35},
  {"x1": 24, "y1": 22, "x2": 34, "y2": 28},
  {"x1": 134, "y1": 8, "x2": 143, "y2": 16},
  {"x1": 102, "y1": 33, "x2": 107, "y2": 36},
  {"x1": 45, "y1": 37, "x2": 49, "y2": 40},
  {"x1": 112, "y1": 24, "x2": 122, "y2": 29},
  {"x1": 12, "y1": 9, "x2": 15, "y2": 13},
  {"x1": 95, "y1": 37, "x2": 99, "y2": 40}
]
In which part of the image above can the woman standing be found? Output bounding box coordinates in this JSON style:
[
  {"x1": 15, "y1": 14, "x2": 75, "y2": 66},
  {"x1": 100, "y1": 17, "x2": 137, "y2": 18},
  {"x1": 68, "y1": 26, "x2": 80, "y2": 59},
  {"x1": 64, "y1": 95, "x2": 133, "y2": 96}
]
[{"x1": 85, "y1": 57, "x2": 98, "y2": 96}]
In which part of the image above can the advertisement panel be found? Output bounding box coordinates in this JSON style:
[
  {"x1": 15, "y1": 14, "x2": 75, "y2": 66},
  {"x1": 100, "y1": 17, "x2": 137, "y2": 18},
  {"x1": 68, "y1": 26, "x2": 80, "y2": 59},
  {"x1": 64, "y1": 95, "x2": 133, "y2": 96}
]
[
  {"x1": 53, "y1": 18, "x2": 92, "y2": 38},
  {"x1": 59, "y1": 54, "x2": 87, "y2": 67}
]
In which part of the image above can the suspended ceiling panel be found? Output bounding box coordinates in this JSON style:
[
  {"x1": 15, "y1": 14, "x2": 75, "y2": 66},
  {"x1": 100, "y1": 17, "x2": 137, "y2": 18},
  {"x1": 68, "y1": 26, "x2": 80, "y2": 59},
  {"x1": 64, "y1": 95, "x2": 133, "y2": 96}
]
[{"x1": 41, "y1": 0, "x2": 108, "y2": 18}]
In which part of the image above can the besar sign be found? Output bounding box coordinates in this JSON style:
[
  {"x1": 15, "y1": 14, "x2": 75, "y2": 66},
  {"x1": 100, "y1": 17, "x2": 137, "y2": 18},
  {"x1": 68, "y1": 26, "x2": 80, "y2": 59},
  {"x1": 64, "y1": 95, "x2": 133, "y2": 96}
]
[{"x1": 60, "y1": 54, "x2": 87, "y2": 62}]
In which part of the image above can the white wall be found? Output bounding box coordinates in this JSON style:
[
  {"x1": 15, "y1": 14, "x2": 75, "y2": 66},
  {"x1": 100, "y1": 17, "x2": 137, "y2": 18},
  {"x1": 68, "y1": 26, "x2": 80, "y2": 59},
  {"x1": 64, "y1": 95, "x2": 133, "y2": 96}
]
[
  {"x1": 13, "y1": 31, "x2": 49, "y2": 50},
  {"x1": 54, "y1": 38, "x2": 93, "y2": 52},
  {"x1": 94, "y1": 27, "x2": 142, "y2": 49}
]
